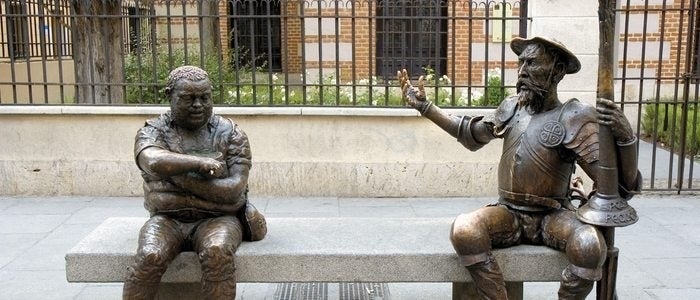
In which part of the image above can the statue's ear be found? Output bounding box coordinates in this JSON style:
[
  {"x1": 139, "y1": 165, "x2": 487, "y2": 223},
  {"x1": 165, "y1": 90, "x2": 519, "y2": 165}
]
[
  {"x1": 553, "y1": 62, "x2": 567, "y2": 83},
  {"x1": 164, "y1": 86, "x2": 172, "y2": 98}
]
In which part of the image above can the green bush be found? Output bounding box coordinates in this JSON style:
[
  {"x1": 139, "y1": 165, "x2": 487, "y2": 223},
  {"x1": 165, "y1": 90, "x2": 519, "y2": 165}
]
[
  {"x1": 642, "y1": 101, "x2": 700, "y2": 157},
  {"x1": 124, "y1": 47, "x2": 241, "y2": 104},
  {"x1": 472, "y1": 71, "x2": 511, "y2": 107},
  {"x1": 124, "y1": 50, "x2": 509, "y2": 107},
  {"x1": 124, "y1": 47, "x2": 405, "y2": 106}
]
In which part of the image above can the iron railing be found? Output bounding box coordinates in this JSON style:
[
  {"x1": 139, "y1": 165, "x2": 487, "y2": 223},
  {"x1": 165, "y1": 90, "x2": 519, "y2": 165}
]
[
  {"x1": 616, "y1": 0, "x2": 699, "y2": 192},
  {"x1": 0, "y1": 0, "x2": 527, "y2": 106}
]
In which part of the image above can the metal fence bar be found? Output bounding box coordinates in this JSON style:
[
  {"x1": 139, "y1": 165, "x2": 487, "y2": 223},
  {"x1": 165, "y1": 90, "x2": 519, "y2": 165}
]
[{"x1": 614, "y1": 0, "x2": 700, "y2": 192}]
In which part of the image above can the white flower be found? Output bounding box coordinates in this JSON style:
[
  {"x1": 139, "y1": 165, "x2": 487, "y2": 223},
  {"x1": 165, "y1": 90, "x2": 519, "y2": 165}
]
[
  {"x1": 425, "y1": 73, "x2": 434, "y2": 81},
  {"x1": 441, "y1": 75, "x2": 452, "y2": 84},
  {"x1": 272, "y1": 73, "x2": 279, "y2": 81},
  {"x1": 488, "y1": 68, "x2": 502, "y2": 79}
]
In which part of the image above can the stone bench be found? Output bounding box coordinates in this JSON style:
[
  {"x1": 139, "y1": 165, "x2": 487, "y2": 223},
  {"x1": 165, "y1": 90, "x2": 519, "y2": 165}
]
[{"x1": 66, "y1": 217, "x2": 568, "y2": 299}]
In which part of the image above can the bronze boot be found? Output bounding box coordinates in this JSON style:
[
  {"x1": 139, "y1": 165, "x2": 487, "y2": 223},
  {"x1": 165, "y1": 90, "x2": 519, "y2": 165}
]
[
  {"x1": 465, "y1": 255, "x2": 508, "y2": 300},
  {"x1": 557, "y1": 265, "x2": 595, "y2": 300}
]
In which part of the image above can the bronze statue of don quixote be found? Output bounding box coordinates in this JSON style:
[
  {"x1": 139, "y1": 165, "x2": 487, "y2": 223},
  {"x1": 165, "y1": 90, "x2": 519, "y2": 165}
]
[{"x1": 399, "y1": 1, "x2": 639, "y2": 299}]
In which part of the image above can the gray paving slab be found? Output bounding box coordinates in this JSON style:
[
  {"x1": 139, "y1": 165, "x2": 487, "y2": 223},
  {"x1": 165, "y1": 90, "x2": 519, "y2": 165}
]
[
  {"x1": 0, "y1": 233, "x2": 44, "y2": 268},
  {"x1": 63, "y1": 206, "x2": 149, "y2": 225},
  {"x1": 0, "y1": 198, "x2": 21, "y2": 212},
  {"x1": 0, "y1": 214, "x2": 71, "y2": 234},
  {"x1": 0, "y1": 270, "x2": 85, "y2": 300},
  {"x1": 2, "y1": 197, "x2": 93, "y2": 215},
  {"x1": 615, "y1": 257, "x2": 665, "y2": 289},
  {"x1": 4, "y1": 224, "x2": 99, "y2": 271},
  {"x1": 247, "y1": 197, "x2": 271, "y2": 213},
  {"x1": 85, "y1": 196, "x2": 144, "y2": 208},
  {"x1": 638, "y1": 139, "x2": 700, "y2": 180},
  {"x1": 339, "y1": 198, "x2": 412, "y2": 207},
  {"x1": 339, "y1": 205, "x2": 417, "y2": 217},
  {"x1": 387, "y1": 282, "x2": 451, "y2": 299},
  {"x1": 645, "y1": 288, "x2": 700, "y2": 299},
  {"x1": 262, "y1": 197, "x2": 340, "y2": 218},
  {"x1": 616, "y1": 230, "x2": 700, "y2": 259},
  {"x1": 408, "y1": 197, "x2": 493, "y2": 218},
  {"x1": 670, "y1": 225, "x2": 700, "y2": 245},
  {"x1": 635, "y1": 258, "x2": 700, "y2": 288},
  {"x1": 641, "y1": 205, "x2": 700, "y2": 225},
  {"x1": 73, "y1": 284, "x2": 122, "y2": 300}
]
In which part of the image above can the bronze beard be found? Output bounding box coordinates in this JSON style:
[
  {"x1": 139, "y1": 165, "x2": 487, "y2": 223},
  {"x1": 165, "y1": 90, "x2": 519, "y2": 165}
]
[{"x1": 516, "y1": 78, "x2": 549, "y2": 114}]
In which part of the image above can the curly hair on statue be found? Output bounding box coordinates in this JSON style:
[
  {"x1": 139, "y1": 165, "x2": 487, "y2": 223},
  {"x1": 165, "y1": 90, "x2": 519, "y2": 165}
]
[{"x1": 166, "y1": 65, "x2": 210, "y2": 90}]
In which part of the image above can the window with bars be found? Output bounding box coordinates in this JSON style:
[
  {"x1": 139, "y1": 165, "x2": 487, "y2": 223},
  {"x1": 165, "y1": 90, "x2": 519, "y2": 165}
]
[
  {"x1": 1, "y1": 0, "x2": 72, "y2": 59},
  {"x1": 124, "y1": 4, "x2": 154, "y2": 54},
  {"x1": 6, "y1": 1, "x2": 29, "y2": 59},
  {"x1": 228, "y1": 0, "x2": 282, "y2": 71},
  {"x1": 376, "y1": 0, "x2": 447, "y2": 79}
]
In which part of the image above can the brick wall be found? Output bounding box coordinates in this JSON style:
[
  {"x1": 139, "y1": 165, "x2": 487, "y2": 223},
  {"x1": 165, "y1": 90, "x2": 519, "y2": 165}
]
[
  {"x1": 620, "y1": 0, "x2": 694, "y2": 84},
  {"x1": 156, "y1": 0, "x2": 695, "y2": 88}
]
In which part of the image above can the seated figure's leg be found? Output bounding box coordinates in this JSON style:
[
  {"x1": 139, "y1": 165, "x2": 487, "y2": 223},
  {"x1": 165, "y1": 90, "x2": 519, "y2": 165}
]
[
  {"x1": 542, "y1": 210, "x2": 607, "y2": 300},
  {"x1": 123, "y1": 215, "x2": 184, "y2": 300},
  {"x1": 450, "y1": 205, "x2": 520, "y2": 300},
  {"x1": 193, "y1": 216, "x2": 243, "y2": 300}
]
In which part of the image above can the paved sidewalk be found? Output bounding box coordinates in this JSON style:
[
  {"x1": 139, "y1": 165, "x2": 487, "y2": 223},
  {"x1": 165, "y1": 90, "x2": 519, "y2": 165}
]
[{"x1": 1, "y1": 194, "x2": 699, "y2": 299}]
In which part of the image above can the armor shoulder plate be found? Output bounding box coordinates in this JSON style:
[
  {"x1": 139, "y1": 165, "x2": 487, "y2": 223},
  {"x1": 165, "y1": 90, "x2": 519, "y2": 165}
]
[
  {"x1": 494, "y1": 95, "x2": 519, "y2": 127},
  {"x1": 561, "y1": 98, "x2": 598, "y2": 145}
]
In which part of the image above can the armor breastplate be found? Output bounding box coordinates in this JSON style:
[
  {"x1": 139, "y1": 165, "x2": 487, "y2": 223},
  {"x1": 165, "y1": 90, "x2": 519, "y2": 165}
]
[{"x1": 497, "y1": 104, "x2": 576, "y2": 210}]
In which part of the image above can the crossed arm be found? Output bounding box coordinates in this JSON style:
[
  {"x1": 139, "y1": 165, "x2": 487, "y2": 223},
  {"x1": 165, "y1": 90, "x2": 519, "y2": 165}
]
[{"x1": 137, "y1": 147, "x2": 249, "y2": 204}]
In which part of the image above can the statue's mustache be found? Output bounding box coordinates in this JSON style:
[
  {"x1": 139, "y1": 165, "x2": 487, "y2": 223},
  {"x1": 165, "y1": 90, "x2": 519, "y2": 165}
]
[{"x1": 517, "y1": 78, "x2": 548, "y2": 94}]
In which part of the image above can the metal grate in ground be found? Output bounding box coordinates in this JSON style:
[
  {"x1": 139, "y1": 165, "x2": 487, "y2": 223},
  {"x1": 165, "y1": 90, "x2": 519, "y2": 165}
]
[
  {"x1": 273, "y1": 282, "x2": 328, "y2": 300},
  {"x1": 339, "y1": 282, "x2": 390, "y2": 300},
  {"x1": 273, "y1": 282, "x2": 390, "y2": 300}
]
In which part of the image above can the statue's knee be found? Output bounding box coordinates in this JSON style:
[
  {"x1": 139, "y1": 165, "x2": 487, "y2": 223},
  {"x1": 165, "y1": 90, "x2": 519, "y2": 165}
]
[
  {"x1": 127, "y1": 248, "x2": 174, "y2": 283},
  {"x1": 138, "y1": 249, "x2": 171, "y2": 268},
  {"x1": 450, "y1": 213, "x2": 490, "y2": 256},
  {"x1": 566, "y1": 225, "x2": 607, "y2": 280}
]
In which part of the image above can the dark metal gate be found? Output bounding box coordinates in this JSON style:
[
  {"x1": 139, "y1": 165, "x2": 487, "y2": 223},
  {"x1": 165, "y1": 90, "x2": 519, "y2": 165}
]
[
  {"x1": 616, "y1": 0, "x2": 700, "y2": 193},
  {"x1": 376, "y1": 0, "x2": 448, "y2": 78}
]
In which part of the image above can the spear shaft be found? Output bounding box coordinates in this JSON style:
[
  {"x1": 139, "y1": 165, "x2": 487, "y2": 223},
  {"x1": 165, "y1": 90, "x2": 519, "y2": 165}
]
[{"x1": 596, "y1": 1, "x2": 619, "y2": 299}]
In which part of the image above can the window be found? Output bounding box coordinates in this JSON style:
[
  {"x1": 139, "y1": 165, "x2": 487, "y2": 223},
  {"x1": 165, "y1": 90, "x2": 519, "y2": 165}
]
[
  {"x1": 6, "y1": 1, "x2": 29, "y2": 59},
  {"x1": 124, "y1": 4, "x2": 154, "y2": 54},
  {"x1": 229, "y1": 0, "x2": 282, "y2": 71},
  {"x1": 2, "y1": 0, "x2": 72, "y2": 59},
  {"x1": 376, "y1": 0, "x2": 447, "y2": 78}
]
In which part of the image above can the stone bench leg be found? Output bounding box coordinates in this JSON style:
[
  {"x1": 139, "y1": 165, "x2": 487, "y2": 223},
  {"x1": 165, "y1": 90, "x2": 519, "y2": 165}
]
[
  {"x1": 452, "y1": 281, "x2": 523, "y2": 300},
  {"x1": 155, "y1": 283, "x2": 202, "y2": 300}
]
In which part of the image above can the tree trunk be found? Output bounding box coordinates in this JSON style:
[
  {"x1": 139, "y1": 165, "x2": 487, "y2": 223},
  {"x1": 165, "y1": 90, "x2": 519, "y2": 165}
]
[
  {"x1": 72, "y1": 0, "x2": 124, "y2": 104},
  {"x1": 200, "y1": 0, "x2": 221, "y2": 59}
]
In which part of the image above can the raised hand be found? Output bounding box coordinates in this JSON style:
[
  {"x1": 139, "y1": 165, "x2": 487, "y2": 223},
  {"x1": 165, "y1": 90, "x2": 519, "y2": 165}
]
[
  {"x1": 596, "y1": 98, "x2": 635, "y2": 144},
  {"x1": 397, "y1": 69, "x2": 429, "y2": 111}
]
